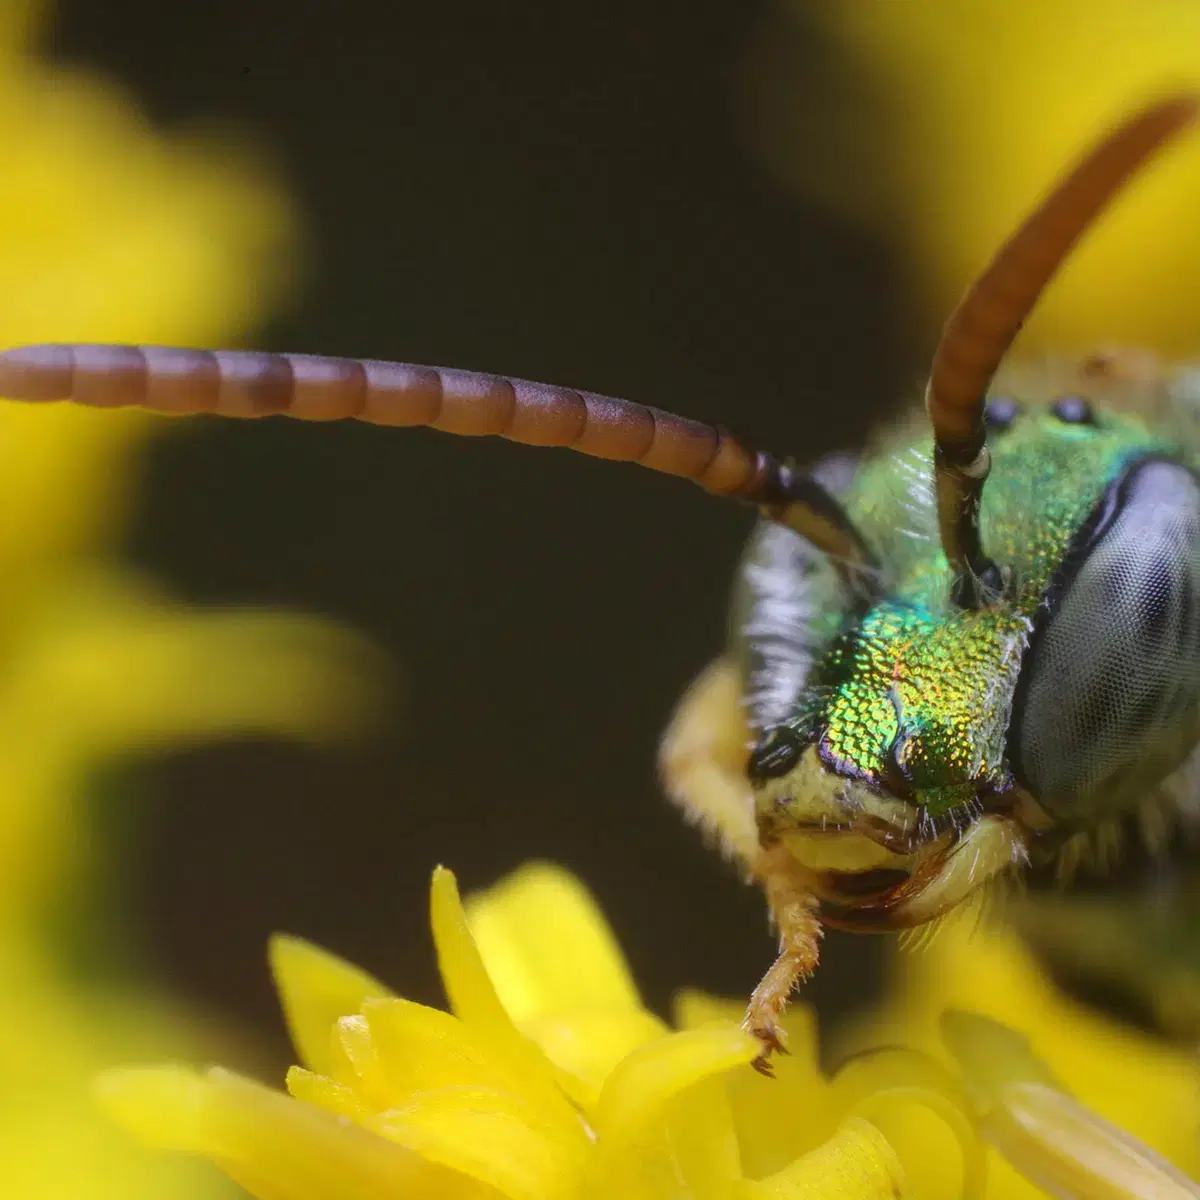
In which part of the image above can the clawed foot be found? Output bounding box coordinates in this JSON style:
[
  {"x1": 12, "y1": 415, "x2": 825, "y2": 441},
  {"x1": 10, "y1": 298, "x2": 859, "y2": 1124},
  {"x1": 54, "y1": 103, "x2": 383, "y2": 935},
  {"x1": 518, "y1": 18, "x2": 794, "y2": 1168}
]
[
  {"x1": 745, "y1": 1018, "x2": 790, "y2": 1077},
  {"x1": 743, "y1": 847, "x2": 823, "y2": 1079}
]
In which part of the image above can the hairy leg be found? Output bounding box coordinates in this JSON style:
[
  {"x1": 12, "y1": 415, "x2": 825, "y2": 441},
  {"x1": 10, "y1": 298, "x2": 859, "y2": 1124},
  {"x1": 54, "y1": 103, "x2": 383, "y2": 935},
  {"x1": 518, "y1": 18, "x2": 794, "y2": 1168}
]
[
  {"x1": 743, "y1": 844, "x2": 823, "y2": 1075},
  {"x1": 659, "y1": 658, "x2": 759, "y2": 869}
]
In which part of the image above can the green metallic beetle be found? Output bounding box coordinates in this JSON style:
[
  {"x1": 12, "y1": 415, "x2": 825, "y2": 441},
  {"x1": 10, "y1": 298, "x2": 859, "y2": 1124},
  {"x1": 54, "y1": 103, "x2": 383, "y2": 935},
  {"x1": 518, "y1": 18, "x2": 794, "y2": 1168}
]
[{"x1": 0, "y1": 94, "x2": 1196, "y2": 1073}]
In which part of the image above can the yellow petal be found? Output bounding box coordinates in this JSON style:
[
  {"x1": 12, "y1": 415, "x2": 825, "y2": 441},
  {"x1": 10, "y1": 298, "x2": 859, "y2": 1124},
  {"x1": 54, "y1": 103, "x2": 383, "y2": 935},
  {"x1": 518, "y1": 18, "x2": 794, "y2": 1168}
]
[
  {"x1": 466, "y1": 861, "x2": 642, "y2": 1022},
  {"x1": 285, "y1": 1066, "x2": 371, "y2": 1121},
  {"x1": 9, "y1": 598, "x2": 382, "y2": 756},
  {"x1": 364, "y1": 996, "x2": 581, "y2": 1112},
  {"x1": 590, "y1": 1025, "x2": 757, "y2": 1198},
  {"x1": 269, "y1": 935, "x2": 392, "y2": 1076},
  {"x1": 829, "y1": 1046, "x2": 986, "y2": 1200},
  {"x1": 368, "y1": 1085, "x2": 589, "y2": 1200},
  {"x1": 676, "y1": 991, "x2": 834, "y2": 1181},
  {"x1": 738, "y1": 1116, "x2": 907, "y2": 1200},
  {"x1": 430, "y1": 866, "x2": 584, "y2": 1114},
  {"x1": 97, "y1": 1065, "x2": 489, "y2": 1200},
  {"x1": 943, "y1": 1012, "x2": 1200, "y2": 1199},
  {"x1": 520, "y1": 1006, "x2": 668, "y2": 1109},
  {"x1": 432, "y1": 866, "x2": 522, "y2": 1038},
  {"x1": 870, "y1": 916, "x2": 1200, "y2": 1181},
  {"x1": 939, "y1": 1009, "x2": 1065, "y2": 1103},
  {"x1": 660, "y1": 1073, "x2": 743, "y2": 1200},
  {"x1": 93, "y1": 1064, "x2": 211, "y2": 1156},
  {"x1": 329, "y1": 1014, "x2": 393, "y2": 1107},
  {"x1": 595, "y1": 1025, "x2": 759, "y2": 1146},
  {"x1": 673, "y1": 988, "x2": 747, "y2": 1031},
  {"x1": 749, "y1": 2, "x2": 1200, "y2": 354}
]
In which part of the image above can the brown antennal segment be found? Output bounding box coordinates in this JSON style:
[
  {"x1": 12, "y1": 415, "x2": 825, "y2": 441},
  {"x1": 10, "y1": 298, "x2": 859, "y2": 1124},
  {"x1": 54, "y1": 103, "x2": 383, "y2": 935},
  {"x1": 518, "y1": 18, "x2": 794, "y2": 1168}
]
[
  {"x1": 0, "y1": 342, "x2": 875, "y2": 570},
  {"x1": 927, "y1": 93, "x2": 1200, "y2": 603}
]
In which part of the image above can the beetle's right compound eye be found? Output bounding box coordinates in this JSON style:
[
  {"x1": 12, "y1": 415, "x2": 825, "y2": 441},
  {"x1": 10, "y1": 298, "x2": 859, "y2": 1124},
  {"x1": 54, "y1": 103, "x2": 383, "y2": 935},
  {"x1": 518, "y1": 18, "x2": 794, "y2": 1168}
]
[{"x1": 1012, "y1": 457, "x2": 1200, "y2": 816}]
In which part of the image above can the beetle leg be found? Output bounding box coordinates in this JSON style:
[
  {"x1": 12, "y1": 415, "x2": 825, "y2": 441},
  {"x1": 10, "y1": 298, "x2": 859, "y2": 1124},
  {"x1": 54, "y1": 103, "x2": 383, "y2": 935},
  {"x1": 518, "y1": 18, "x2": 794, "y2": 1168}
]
[{"x1": 743, "y1": 843, "x2": 823, "y2": 1074}]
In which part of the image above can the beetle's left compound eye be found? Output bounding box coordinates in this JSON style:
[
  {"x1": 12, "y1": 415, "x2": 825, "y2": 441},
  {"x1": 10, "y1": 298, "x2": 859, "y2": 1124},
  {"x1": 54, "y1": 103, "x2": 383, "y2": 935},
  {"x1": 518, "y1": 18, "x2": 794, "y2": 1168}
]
[{"x1": 1012, "y1": 458, "x2": 1200, "y2": 816}]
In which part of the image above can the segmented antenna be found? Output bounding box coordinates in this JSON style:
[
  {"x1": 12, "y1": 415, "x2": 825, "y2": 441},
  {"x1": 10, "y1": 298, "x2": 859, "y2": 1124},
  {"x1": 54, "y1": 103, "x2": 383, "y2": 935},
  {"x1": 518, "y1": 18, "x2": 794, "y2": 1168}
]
[
  {"x1": 926, "y1": 93, "x2": 1199, "y2": 606},
  {"x1": 0, "y1": 343, "x2": 875, "y2": 571}
]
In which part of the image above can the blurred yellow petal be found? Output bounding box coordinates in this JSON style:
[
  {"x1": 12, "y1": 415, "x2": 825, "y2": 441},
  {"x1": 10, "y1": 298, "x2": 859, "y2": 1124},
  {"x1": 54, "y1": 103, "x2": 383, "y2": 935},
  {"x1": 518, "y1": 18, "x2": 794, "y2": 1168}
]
[
  {"x1": 0, "y1": 10, "x2": 349, "y2": 1200},
  {"x1": 0, "y1": 586, "x2": 381, "y2": 918},
  {"x1": 97, "y1": 1065, "x2": 490, "y2": 1200},
  {"x1": 94, "y1": 1065, "x2": 212, "y2": 1157},
  {"x1": 0, "y1": 0, "x2": 40, "y2": 52},
  {"x1": 0, "y1": 407, "x2": 151, "y2": 604},
  {"x1": 269, "y1": 935, "x2": 392, "y2": 1077},
  {"x1": 939, "y1": 1010, "x2": 1065, "y2": 1101},
  {"x1": 0, "y1": 62, "x2": 294, "y2": 349},
  {"x1": 738, "y1": 1117, "x2": 907, "y2": 1200},
  {"x1": 5, "y1": 590, "x2": 381, "y2": 755},
  {"x1": 746, "y1": 0, "x2": 1200, "y2": 353},
  {"x1": 466, "y1": 861, "x2": 642, "y2": 1022},
  {"x1": 942, "y1": 1012, "x2": 1200, "y2": 1200},
  {"x1": 830, "y1": 1048, "x2": 985, "y2": 1200},
  {"x1": 520, "y1": 1006, "x2": 668, "y2": 1109},
  {"x1": 897, "y1": 919, "x2": 1200, "y2": 1185},
  {"x1": 673, "y1": 988, "x2": 747, "y2": 1031}
]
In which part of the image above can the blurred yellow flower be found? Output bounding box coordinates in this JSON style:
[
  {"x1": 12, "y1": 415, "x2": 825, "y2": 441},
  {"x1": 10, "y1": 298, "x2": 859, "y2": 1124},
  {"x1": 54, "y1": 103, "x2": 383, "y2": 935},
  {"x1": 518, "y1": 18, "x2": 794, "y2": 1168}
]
[
  {"x1": 743, "y1": 0, "x2": 1200, "y2": 353},
  {"x1": 0, "y1": 6, "x2": 370, "y2": 1200},
  {"x1": 0, "y1": 3, "x2": 293, "y2": 594},
  {"x1": 842, "y1": 914, "x2": 1200, "y2": 1200},
  {"x1": 97, "y1": 864, "x2": 989, "y2": 1200}
]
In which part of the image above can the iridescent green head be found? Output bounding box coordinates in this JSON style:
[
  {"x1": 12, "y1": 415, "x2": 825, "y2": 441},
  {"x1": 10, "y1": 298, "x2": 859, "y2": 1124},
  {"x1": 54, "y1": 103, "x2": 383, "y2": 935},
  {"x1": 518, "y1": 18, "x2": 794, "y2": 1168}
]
[
  {"x1": 727, "y1": 96, "x2": 1200, "y2": 930},
  {"x1": 738, "y1": 362, "x2": 1200, "y2": 926}
]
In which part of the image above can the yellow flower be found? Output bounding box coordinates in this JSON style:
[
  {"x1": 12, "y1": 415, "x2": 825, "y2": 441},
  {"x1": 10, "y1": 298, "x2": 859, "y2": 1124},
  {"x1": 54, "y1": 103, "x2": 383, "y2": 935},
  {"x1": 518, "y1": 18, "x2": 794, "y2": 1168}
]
[
  {"x1": 0, "y1": 2, "x2": 294, "y2": 599},
  {"x1": 742, "y1": 0, "x2": 1200, "y2": 353},
  {"x1": 0, "y1": 8, "x2": 378, "y2": 1200},
  {"x1": 842, "y1": 914, "x2": 1200, "y2": 1200},
  {"x1": 98, "y1": 863, "x2": 1200, "y2": 1199},
  {"x1": 97, "y1": 863, "x2": 994, "y2": 1200}
]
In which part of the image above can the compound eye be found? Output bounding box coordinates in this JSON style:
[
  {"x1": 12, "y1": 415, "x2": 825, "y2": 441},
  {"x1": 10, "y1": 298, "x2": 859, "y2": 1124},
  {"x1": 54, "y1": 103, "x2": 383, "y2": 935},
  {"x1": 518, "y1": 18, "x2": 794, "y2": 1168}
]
[
  {"x1": 1013, "y1": 459, "x2": 1200, "y2": 813},
  {"x1": 748, "y1": 725, "x2": 805, "y2": 782}
]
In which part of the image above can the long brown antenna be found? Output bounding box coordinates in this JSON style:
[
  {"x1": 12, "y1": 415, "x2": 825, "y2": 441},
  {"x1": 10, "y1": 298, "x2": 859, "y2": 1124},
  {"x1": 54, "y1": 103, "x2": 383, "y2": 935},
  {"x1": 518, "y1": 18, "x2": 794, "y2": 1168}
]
[
  {"x1": 0, "y1": 343, "x2": 875, "y2": 572},
  {"x1": 927, "y1": 93, "x2": 1199, "y2": 605}
]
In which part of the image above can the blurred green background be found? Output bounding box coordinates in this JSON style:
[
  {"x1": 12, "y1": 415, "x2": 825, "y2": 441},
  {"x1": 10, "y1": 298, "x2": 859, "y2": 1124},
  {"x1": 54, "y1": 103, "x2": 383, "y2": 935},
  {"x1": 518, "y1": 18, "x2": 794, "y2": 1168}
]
[{"x1": 48, "y1": 2, "x2": 900, "y2": 1061}]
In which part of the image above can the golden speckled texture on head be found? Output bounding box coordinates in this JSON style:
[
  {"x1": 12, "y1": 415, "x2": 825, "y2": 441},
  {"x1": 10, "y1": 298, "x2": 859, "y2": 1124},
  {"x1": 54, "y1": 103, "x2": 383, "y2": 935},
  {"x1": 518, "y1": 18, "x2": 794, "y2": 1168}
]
[{"x1": 790, "y1": 383, "x2": 1166, "y2": 815}]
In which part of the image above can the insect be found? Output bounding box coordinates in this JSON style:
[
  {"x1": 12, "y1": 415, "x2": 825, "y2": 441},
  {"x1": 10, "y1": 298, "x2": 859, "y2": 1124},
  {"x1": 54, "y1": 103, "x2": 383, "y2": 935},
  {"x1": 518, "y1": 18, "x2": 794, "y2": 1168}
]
[{"x1": 0, "y1": 94, "x2": 1197, "y2": 1074}]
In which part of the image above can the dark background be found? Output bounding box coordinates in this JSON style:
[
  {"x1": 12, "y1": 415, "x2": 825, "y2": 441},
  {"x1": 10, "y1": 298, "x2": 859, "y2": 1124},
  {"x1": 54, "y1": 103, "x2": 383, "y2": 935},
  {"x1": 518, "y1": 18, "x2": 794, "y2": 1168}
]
[{"x1": 49, "y1": 2, "x2": 906, "y2": 1060}]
